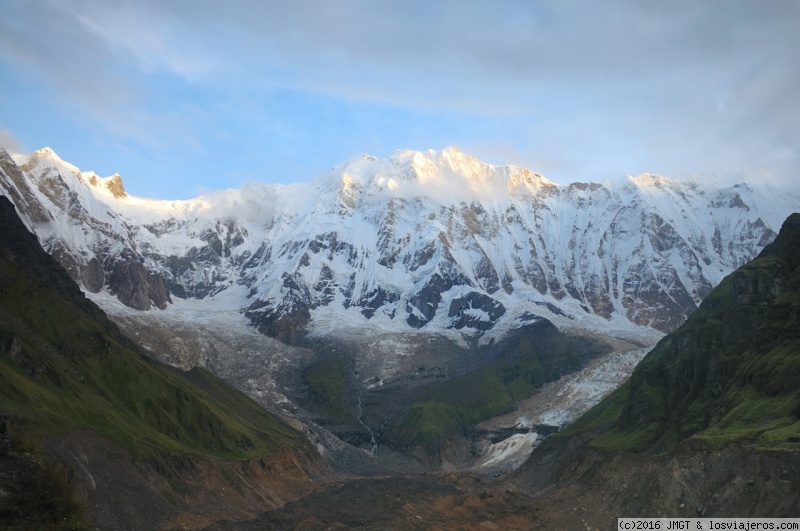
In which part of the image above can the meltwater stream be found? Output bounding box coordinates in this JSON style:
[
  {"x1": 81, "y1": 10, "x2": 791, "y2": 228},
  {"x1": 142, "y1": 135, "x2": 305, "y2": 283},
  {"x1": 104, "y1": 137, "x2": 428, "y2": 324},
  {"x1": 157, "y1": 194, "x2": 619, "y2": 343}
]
[{"x1": 357, "y1": 394, "x2": 378, "y2": 455}]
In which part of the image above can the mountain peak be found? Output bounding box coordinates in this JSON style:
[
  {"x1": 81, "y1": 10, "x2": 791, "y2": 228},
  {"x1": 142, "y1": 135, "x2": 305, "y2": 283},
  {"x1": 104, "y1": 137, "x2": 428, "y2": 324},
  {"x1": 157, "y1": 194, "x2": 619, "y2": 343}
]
[
  {"x1": 25, "y1": 146, "x2": 82, "y2": 177},
  {"x1": 409, "y1": 148, "x2": 488, "y2": 187},
  {"x1": 25, "y1": 147, "x2": 129, "y2": 199},
  {"x1": 33, "y1": 146, "x2": 60, "y2": 158},
  {"x1": 627, "y1": 173, "x2": 672, "y2": 188},
  {"x1": 104, "y1": 173, "x2": 127, "y2": 198},
  {"x1": 85, "y1": 172, "x2": 127, "y2": 199},
  {"x1": 326, "y1": 147, "x2": 556, "y2": 202},
  {"x1": 30, "y1": 147, "x2": 72, "y2": 167}
]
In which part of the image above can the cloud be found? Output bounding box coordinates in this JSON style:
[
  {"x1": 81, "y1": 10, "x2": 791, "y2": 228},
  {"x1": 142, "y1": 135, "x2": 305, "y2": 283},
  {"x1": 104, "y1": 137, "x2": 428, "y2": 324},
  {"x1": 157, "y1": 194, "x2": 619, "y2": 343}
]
[
  {"x1": 0, "y1": 129, "x2": 24, "y2": 154},
  {"x1": 0, "y1": 0, "x2": 798, "y2": 192},
  {"x1": 0, "y1": 1, "x2": 137, "y2": 111},
  {"x1": 11, "y1": 1, "x2": 798, "y2": 113}
]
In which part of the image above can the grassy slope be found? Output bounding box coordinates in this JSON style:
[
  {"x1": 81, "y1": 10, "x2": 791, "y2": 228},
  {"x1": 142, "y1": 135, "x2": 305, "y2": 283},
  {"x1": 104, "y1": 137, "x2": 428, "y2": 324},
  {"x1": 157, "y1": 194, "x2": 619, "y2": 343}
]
[
  {"x1": 302, "y1": 355, "x2": 355, "y2": 424},
  {"x1": 0, "y1": 202, "x2": 303, "y2": 462},
  {"x1": 386, "y1": 321, "x2": 608, "y2": 452},
  {"x1": 559, "y1": 213, "x2": 800, "y2": 455}
]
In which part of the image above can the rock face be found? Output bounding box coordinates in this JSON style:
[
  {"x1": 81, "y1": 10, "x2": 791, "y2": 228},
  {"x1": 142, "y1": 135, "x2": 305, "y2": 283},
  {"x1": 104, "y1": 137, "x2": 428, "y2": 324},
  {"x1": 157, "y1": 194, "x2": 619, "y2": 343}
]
[
  {"x1": 448, "y1": 291, "x2": 506, "y2": 331},
  {"x1": 107, "y1": 253, "x2": 171, "y2": 310},
  {"x1": 80, "y1": 256, "x2": 105, "y2": 293},
  {"x1": 1, "y1": 146, "x2": 798, "y2": 344}
]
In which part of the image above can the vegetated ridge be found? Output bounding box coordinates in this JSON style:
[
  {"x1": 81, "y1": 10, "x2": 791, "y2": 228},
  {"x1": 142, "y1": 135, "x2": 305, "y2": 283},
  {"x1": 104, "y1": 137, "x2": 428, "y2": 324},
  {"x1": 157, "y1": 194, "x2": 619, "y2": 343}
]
[
  {"x1": 514, "y1": 212, "x2": 800, "y2": 528},
  {"x1": 0, "y1": 195, "x2": 326, "y2": 530}
]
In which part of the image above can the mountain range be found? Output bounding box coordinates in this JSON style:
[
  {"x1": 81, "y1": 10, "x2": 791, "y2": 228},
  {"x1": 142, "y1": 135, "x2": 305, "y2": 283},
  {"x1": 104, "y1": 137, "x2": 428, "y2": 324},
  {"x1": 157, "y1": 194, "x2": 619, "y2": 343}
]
[
  {"x1": 4, "y1": 145, "x2": 799, "y2": 464},
  {"x1": 1, "y1": 146, "x2": 797, "y2": 347},
  {"x1": 2, "y1": 144, "x2": 799, "y2": 528}
]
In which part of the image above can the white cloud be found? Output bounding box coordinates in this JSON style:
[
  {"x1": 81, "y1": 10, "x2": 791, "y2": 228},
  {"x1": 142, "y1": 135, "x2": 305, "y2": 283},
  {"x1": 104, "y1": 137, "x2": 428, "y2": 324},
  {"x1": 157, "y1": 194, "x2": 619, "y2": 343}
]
[
  {"x1": 0, "y1": 0, "x2": 798, "y2": 191},
  {"x1": 0, "y1": 129, "x2": 24, "y2": 154}
]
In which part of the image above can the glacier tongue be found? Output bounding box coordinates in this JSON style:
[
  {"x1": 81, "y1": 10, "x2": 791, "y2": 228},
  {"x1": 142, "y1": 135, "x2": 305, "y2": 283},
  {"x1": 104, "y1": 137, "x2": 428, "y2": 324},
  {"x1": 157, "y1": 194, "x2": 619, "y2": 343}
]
[{"x1": 1, "y1": 146, "x2": 799, "y2": 343}]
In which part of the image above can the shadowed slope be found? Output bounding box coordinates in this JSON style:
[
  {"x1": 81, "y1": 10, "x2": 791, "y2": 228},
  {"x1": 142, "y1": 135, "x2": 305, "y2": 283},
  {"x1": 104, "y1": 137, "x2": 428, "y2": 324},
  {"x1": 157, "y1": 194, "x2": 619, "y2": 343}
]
[
  {"x1": 0, "y1": 195, "x2": 324, "y2": 529},
  {"x1": 558, "y1": 213, "x2": 800, "y2": 454}
]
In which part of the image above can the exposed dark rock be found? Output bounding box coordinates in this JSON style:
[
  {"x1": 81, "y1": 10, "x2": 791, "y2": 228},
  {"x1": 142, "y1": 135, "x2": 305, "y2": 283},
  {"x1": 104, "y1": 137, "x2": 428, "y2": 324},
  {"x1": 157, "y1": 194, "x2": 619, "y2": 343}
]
[
  {"x1": 406, "y1": 240, "x2": 436, "y2": 272},
  {"x1": 533, "y1": 301, "x2": 566, "y2": 317},
  {"x1": 248, "y1": 305, "x2": 311, "y2": 345},
  {"x1": 358, "y1": 287, "x2": 399, "y2": 319},
  {"x1": 243, "y1": 242, "x2": 270, "y2": 270},
  {"x1": 107, "y1": 254, "x2": 171, "y2": 310},
  {"x1": 80, "y1": 256, "x2": 105, "y2": 293},
  {"x1": 474, "y1": 255, "x2": 499, "y2": 294},
  {"x1": 200, "y1": 228, "x2": 224, "y2": 257},
  {"x1": 406, "y1": 264, "x2": 471, "y2": 328},
  {"x1": 0, "y1": 150, "x2": 53, "y2": 225},
  {"x1": 447, "y1": 292, "x2": 505, "y2": 330},
  {"x1": 583, "y1": 275, "x2": 613, "y2": 319},
  {"x1": 406, "y1": 279, "x2": 444, "y2": 328},
  {"x1": 245, "y1": 273, "x2": 313, "y2": 344},
  {"x1": 104, "y1": 173, "x2": 127, "y2": 198},
  {"x1": 314, "y1": 264, "x2": 336, "y2": 306},
  {"x1": 340, "y1": 272, "x2": 357, "y2": 308}
]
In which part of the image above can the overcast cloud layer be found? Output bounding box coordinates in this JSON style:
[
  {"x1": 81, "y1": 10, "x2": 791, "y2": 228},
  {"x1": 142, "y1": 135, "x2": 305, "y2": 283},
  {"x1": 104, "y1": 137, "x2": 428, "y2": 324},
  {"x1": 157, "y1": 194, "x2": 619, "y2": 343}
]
[{"x1": 1, "y1": 0, "x2": 798, "y2": 198}]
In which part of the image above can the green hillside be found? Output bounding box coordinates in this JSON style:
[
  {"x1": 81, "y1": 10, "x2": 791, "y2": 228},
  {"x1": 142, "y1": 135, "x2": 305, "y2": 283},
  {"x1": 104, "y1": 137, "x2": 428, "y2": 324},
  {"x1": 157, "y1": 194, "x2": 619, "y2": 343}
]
[
  {"x1": 0, "y1": 196, "x2": 304, "y2": 462},
  {"x1": 561, "y1": 212, "x2": 800, "y2": 454},
  {"x1": 386, "y1": 321, "x2": 609, "y2": 452}
]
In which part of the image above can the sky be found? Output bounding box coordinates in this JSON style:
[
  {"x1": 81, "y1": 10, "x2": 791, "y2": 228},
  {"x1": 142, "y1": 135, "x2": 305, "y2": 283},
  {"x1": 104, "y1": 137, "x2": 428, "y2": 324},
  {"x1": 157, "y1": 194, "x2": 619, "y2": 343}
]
[{"x1": 0, "y1": 0, "x2": 798, "y2": 199}]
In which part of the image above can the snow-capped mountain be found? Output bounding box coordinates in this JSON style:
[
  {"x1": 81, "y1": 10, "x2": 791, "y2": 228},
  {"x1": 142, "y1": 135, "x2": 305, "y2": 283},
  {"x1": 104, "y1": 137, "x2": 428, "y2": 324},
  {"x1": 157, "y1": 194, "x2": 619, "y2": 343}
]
[{"x1": 1, "y1": 146, "x2": 797, "y2": 344}]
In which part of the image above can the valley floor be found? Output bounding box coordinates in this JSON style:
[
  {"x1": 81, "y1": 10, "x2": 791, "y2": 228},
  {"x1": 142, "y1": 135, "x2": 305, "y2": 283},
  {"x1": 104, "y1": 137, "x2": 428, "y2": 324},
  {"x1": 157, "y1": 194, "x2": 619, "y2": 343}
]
[
  {"x1": 203, "y1": 474, "x2": 544, "y2": 531},
  {"x1": 201, "y1": 444, "x2": 800, "y2": 531}
]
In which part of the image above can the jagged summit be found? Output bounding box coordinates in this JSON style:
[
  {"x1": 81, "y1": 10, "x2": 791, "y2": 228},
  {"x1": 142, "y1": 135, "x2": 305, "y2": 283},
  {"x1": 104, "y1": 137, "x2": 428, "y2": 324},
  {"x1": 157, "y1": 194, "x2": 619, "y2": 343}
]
[
  {"x1": 15, "y1": 147, "x2": 130, "y2": 200},
  {"x1": 85, "y1": 172, "x2": 127, "y2": 198},
  {"x1": 627, "y1": 173, "x2": 672, "y2": 188},
  {"x1": 31, "y1": 146, "x2": 60, "y2": 159},
  {"x1": 320, "y1": 147, "x2": 557, "y2": 204},
  {"x1": 13, "y1": 145, "x2": 744, "y2": 208},
  {"x1": 26, "y1": 147, "x2": 83, "y2": 174}
]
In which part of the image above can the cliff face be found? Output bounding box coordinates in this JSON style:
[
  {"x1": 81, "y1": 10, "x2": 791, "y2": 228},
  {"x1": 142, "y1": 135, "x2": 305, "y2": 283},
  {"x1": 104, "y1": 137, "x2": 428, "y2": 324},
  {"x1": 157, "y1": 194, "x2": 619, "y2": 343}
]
[{"x1": 513, "y1": 212, "x2": 800, "y2": 526}]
